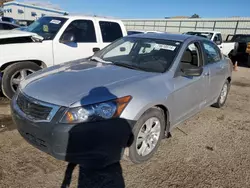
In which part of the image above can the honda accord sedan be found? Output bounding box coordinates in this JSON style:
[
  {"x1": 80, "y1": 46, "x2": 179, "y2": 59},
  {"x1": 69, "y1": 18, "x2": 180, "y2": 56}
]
[{"x1": 11, "y1": 33, "x2": 233, "y2": 166}]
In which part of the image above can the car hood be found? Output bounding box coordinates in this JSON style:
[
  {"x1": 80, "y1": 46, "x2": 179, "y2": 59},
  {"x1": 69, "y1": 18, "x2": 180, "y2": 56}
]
[
  {"x1": 0, "y1": 30, "x2": 43, "y2": 40},
  {"x1": 20, "y1": 59, "x2": 153, "y2": 107}
]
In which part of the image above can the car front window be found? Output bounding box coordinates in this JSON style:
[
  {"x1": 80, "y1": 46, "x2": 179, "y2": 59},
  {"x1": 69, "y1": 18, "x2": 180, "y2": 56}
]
[
  {"x1": 25, "y1": 17, "x2": 68, "y2": 40},
  {"x1": 95, "y1": 37, "x2": 181, "y2": 73}
]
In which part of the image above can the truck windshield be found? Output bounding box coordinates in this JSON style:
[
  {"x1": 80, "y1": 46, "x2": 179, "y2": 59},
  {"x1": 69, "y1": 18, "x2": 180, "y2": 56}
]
[
  {"x1": 94, "y1": 37, "x2": 182, "y2": 73},
  {"x1": 24, "y1": 17, "x2": 68, "y2": 40},
  {"x1": 185, "y1": 32, "x2": 213, "y2": 40}
]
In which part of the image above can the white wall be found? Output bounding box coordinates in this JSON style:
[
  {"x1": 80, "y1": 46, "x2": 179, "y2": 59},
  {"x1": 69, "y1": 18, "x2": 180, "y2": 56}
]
[{"x1": 123, "y1": 18, "x2": 250, "y2": 39}]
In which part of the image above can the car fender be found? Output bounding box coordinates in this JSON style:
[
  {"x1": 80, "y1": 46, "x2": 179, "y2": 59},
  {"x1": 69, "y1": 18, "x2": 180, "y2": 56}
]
[{"x1": 0, "y1": 41, "x2": 54, "y2": 69}]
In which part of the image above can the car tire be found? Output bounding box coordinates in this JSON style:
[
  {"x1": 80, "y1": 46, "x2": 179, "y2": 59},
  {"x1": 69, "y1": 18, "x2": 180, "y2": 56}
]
[
  {"x1": 1, "y1": 61, "x2": 41, "y2": 99},
  {"x1": 126, "y1": 107, "x2": 165, "y2": 164},
  {"x1": 212, "y1": 80, "x2": 230, "y2": 108}
]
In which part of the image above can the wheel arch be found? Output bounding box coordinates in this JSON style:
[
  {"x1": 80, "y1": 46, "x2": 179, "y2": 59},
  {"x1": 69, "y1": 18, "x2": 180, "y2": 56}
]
[
  {"x1": 133, "y1": 103, "x2": 171, "y2": 138},
  {"x1": 0, "y1": 60, "x2": 47, "y2": 72}
]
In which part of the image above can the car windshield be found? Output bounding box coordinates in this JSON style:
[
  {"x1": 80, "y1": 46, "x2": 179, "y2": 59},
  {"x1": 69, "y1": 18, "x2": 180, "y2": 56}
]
[
  {"x1": 24, "y1": 16, "x2": 68, "y2": 40},
  {"x1": 186, "y1": 32, "x2": 214, "y2": 39},
  {"x1": 94, "y1": 37, "x2": 182, "y2": 73},
  {"x1": 230, "y1": 35, "x2": 250, "y2": 42}
]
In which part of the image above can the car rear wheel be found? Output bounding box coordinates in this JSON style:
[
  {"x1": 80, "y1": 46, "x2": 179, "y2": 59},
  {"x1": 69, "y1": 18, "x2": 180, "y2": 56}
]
[
  {"x1": 212, "y1": 80, "x2": 230, "y2": 108},
  {"x1": 126, "y1": 108, "x2": 165, "y2": 164},
  {"x1": 1, "y1": 61, "x2": 41, "y2": 99}
]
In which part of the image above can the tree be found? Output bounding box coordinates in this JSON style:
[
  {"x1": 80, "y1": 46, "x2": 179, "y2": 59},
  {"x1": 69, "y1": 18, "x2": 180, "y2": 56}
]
[{"x1": 190, "y1": 14, "x2": 200, "y2": 18}]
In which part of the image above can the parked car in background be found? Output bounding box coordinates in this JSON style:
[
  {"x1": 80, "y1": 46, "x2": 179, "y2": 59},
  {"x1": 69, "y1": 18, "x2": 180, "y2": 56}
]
[
  {"x1": 0, "y1": 21, "x2": 19, "y2": 30},
  {"x1": 0, "y1": 15, "x2": 127, "y2": 99},
  {"x1": 0, "y1": 16, "x2": 17, "y2": 24},
  {"x1": 184, "y1": 31, "x2": 223, "y2": 50},
  {"x1": 11, "y1": 33, "x2": 232, "y2": 165},
  {"x1": 223, "y1": 34, "x2": 250, "y2": 67},
  {"x1": 127, "y1": 30, "x2": 165, "y2": 35}
]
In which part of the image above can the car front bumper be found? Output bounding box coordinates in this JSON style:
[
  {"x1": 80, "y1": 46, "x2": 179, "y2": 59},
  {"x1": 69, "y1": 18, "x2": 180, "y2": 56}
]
[{"x1": 11, "y1": 98, "x2": 135, "y2": 167}]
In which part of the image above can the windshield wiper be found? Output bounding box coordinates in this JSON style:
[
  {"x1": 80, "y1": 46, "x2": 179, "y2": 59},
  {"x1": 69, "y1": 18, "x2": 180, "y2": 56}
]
[
  {"x1": 90, "y1": 56, "x2": 112, "y2": 64},
  {"x1": 112, "y1": 62, "x2": 142, "y2": 70}
]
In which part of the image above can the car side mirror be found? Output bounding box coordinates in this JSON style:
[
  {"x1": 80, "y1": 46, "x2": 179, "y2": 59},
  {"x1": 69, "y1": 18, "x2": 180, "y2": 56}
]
[
  {"x1": 60, "y1": 33, "x2": 75, "y2": 43},
  {"x1": 182, "y1": 67, "x2": 203, "y2": 77}
]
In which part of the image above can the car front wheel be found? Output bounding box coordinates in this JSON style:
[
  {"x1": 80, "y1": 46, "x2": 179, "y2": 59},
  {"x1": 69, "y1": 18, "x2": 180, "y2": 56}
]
[{"x1": 127, "y1": 108, "x2": 165, "y2": 164}]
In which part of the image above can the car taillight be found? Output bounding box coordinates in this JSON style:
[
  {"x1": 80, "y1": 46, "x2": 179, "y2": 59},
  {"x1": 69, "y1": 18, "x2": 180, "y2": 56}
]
[{"x1": 246, "y1": 42, "x2": 250, "y2": 54}]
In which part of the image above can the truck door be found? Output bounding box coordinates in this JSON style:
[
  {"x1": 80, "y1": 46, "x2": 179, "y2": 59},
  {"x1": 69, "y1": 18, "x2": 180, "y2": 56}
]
[
  {"x1": 52, "y1": 19, "x2": 101, "y2": 65},
  {"x1": 213, "y1": 33, "x2": 223, "y2": 51},
  {"x1": 96, "y1": 20, "x2": 125, "y2": 50}
]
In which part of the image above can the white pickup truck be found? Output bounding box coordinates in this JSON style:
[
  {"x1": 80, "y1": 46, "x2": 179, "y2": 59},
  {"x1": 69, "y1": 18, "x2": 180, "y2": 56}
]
[
  {"x1": 0, "y1": 15, "x2": 127, "y2": 99},
  {"x1": 184, "y1": 31, "x2": 250, "y2": 66},
  {"x1": 184, "y1": 31, "x2": 234, "y2": 55}
]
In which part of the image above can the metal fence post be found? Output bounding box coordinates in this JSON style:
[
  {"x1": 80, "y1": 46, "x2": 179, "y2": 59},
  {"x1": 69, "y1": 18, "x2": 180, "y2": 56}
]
[
  {"x1": 234, "y1": 21, "x2": 239, "y2": 34},
  {"x1": 213, "y1": 21, "x2": 216, "y2": 31},
  {"x1": 194, "y1": 21, "x2": 197, "y2": 30},
  {"x1": 179, "y1": 21, "x2": 182, "y2": 32}
]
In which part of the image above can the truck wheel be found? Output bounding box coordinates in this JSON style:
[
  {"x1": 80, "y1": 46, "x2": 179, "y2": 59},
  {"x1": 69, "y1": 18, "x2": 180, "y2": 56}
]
[
  {"x1": 125, "y1": 108, "x2": 165, "y2": 164},
  {"x1": 1, "y1": 61, "x2": 41, "y2": 99},
  {"x1": 212, "y1": 80, "x2": 230, "y2": 108}
]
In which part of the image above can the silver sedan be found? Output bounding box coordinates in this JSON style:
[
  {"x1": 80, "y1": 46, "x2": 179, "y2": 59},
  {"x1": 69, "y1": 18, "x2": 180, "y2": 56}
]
[{"x1": 11, "y1": 33, "x2": 233, "y2": 166}]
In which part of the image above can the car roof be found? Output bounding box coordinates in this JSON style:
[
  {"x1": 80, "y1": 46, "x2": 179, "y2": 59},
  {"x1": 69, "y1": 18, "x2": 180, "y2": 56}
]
[
  {"x1": 127, "y1": 32, "x2": 203, "y2": 42},
  {"x1": 43, "y1": 15, "x2": 122, "y2": 22},
  {"x1": 187, "y1": 30, "x2": 221, "y2": 34}
]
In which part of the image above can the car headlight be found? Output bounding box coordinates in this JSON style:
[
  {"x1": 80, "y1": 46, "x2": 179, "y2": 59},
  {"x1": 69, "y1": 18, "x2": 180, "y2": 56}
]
[{"x1": 60, "y1": 96, "x2": 132, "y2": 124}]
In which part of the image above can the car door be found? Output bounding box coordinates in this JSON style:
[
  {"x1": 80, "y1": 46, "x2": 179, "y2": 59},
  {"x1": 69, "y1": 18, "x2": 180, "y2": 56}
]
[
  {"x1": 171, "y1": 42, "x2": 208, "y2": 125},
  {"x1": 53, "y1": 19, "x2": 101, "y2": 65},
  {"x1": 201, "y1": 40, "x2": 226, "y2": 104}
]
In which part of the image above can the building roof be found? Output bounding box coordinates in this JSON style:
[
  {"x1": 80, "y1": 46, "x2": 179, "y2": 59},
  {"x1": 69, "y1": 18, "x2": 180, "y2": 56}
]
[
  {"x1": 0, "y1": 0, "x2": 13, "y2": 6},
  {"x1": 3, "y1": 1, "x2": 68, "y2": 14}
]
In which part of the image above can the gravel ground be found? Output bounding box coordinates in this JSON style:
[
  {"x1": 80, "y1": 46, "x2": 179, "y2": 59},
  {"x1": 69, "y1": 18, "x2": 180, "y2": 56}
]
[{"x1": 1, "y1": 67, "x2": 250, "y2": 188}]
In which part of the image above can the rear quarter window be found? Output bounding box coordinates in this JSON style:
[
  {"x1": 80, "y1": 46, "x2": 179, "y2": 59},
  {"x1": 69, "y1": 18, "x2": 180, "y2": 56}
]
[{"x1": 99, "y1": 21, "x2": 123, "y2": 43}]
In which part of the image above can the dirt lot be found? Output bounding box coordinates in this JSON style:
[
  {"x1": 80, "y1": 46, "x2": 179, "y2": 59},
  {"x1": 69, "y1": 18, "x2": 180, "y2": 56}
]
[{"x1": 1, "y1": 67, "x2": 250, "y2": 188}]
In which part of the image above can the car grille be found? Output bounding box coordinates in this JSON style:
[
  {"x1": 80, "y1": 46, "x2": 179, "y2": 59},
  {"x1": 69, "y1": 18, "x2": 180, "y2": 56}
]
[{"x1": 16, "y1": 93, "x2": 53, "y2": 121}]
